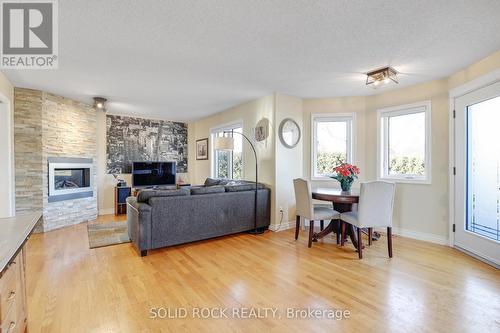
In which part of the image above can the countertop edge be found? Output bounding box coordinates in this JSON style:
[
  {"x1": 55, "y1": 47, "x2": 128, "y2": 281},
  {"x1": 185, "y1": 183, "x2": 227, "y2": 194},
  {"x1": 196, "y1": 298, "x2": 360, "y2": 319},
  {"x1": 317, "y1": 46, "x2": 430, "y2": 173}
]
[{"x1": 0, "y1": 212, "x2": 42, "y2": 274}]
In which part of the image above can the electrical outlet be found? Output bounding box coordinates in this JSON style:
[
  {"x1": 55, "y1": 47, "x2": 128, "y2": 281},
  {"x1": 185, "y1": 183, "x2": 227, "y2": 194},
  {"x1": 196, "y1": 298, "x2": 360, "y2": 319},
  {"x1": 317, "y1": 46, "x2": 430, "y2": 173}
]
[{"x1": 279, "y1": 206, "x2": 283, "y2": 213}]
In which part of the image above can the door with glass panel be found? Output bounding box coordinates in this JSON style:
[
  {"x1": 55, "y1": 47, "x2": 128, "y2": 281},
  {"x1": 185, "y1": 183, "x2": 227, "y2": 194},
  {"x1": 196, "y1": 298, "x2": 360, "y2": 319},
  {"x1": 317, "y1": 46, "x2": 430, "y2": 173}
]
[{"x1": 454, "y1": 80, "x2": 500, "y2": 266}]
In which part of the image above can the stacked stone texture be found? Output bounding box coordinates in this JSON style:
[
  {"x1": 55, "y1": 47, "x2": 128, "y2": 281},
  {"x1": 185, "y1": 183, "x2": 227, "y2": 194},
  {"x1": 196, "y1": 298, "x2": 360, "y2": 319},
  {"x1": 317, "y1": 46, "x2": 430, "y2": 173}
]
[{"x1": 14, "y1": 88, "x2": 98, "y2": 232}]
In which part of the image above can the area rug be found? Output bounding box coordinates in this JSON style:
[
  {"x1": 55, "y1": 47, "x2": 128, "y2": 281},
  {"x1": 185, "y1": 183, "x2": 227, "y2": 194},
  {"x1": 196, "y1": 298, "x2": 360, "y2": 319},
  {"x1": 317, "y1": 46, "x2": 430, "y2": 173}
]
[{"x1": 87, "y1": 222, "x2": 130, "y2": 249}]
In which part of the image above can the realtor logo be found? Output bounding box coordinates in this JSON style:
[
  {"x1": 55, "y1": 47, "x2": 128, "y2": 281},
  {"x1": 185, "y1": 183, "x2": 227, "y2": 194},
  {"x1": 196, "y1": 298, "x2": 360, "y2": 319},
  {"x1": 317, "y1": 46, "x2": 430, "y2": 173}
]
[{"x1": 1, "y1": 0, "x2": 58, "y2": 69}]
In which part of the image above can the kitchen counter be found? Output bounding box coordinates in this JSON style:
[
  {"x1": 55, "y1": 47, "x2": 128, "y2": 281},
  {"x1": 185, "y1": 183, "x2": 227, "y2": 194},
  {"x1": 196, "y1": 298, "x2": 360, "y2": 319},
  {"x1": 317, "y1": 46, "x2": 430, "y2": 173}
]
[{"x1": 0, "y1": 212, "x2": 41, "y2": 274}]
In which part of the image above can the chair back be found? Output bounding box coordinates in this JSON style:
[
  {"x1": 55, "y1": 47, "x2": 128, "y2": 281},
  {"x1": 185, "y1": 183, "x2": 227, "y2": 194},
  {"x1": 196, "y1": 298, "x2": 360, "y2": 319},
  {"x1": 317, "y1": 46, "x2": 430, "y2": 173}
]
[
  {"x1": 358, "y1": 181, "x2": 396, "y2": 228},
  {"x1": 293, "y1": 178, "x2": 314, "y2": 220}
]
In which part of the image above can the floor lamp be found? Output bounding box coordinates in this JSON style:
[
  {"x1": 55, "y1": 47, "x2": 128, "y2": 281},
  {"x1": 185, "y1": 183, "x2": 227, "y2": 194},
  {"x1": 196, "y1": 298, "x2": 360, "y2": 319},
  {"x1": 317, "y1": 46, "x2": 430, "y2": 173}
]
[{"x1": 214, "y1": 132, "x2": 264, "y2": 234}]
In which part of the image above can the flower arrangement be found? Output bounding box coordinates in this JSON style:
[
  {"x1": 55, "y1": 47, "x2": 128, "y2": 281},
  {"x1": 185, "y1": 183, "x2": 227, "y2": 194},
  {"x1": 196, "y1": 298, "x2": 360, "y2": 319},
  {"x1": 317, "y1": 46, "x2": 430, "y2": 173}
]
[{"x1": 330, "y1": 163, "x2": 360, "y2": 192}]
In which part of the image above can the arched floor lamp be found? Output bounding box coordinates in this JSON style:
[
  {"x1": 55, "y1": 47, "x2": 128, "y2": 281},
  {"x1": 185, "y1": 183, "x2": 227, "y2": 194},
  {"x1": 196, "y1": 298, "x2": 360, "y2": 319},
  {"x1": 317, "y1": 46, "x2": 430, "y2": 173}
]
[{"x1": 214, "y1": 132, "x2": 264, "y2": 234}]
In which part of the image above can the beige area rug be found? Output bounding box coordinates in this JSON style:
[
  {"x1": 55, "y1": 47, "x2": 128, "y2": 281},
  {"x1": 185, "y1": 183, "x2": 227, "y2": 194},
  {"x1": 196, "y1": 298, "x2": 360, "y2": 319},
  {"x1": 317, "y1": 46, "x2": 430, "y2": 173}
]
[{"x1": 87, "y1": 222, "x2": 130, "y2": 249}]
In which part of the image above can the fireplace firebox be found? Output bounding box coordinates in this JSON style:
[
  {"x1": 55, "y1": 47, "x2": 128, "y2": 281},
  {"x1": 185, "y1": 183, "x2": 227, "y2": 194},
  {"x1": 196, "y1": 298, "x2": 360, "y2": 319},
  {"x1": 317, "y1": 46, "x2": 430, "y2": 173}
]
[{"x1": 48, "y1": 157, "x2": 93, "y2": 202}]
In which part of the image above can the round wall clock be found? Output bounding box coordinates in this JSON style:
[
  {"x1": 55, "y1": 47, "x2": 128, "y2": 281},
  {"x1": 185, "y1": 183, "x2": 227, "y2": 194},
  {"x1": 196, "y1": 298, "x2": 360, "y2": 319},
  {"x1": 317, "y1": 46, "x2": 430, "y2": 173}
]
[{"x1": 278, "y1": 118, "x2": 301, "y2": 148}]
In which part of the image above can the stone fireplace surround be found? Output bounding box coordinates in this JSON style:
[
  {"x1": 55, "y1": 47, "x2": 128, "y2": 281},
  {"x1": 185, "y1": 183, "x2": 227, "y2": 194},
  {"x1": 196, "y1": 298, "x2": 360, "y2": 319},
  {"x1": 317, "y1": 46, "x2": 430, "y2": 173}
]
[{"x1": 14, "y1": 88, "x2": 98, "y2": 232}]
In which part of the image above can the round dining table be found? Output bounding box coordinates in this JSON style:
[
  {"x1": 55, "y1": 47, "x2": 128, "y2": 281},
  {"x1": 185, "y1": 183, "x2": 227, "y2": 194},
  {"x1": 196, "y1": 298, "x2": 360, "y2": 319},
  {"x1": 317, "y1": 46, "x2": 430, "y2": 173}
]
[{"x1": 311, "y1": 187, "x2": 379, "y2": 249}]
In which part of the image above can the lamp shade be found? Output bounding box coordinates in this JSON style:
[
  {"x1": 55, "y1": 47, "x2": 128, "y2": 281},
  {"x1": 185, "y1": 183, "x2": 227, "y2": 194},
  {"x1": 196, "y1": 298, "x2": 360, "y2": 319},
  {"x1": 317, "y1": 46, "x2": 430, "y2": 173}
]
[{"x1": 214, "y1": 136, "x2": 234, "y2": 151}]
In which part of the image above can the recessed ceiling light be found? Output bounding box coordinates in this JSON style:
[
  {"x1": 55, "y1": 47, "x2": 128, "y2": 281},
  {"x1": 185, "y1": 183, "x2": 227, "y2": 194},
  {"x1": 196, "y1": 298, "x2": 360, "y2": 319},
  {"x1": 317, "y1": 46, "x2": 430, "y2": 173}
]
[
  {"x1": 93, "y1": 97, "x2": 107, "y2": 111},
  {"x1": 366, "y1": 67, "x2": 398, "y2": 88}
]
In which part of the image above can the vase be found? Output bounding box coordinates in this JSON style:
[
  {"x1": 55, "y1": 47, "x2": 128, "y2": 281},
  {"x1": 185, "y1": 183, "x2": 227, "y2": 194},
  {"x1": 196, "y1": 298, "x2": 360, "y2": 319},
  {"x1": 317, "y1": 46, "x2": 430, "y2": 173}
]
[{"x1": 340, "y1": 179, "x2": 353, "y2": 192}]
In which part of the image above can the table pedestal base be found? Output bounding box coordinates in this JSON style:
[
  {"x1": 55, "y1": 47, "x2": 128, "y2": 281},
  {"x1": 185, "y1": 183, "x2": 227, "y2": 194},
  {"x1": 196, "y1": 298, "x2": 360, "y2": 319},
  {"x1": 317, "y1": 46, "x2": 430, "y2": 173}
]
[{"x1": 311, "y1": 203, "x2": 380, "y2": 251}]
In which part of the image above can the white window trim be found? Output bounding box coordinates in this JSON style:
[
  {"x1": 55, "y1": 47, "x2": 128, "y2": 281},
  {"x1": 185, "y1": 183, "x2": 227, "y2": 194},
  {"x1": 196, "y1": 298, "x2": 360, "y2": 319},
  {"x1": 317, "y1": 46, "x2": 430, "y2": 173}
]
[
  {"x1": 210, "y1": 120, "x2": 244, "y2": 179},
  {"x1": 377, "y1": 100, "x2": 432, "y2": 184},
  {"x1": 311, "y1": 113, "x2": 356, "y2": 180}
]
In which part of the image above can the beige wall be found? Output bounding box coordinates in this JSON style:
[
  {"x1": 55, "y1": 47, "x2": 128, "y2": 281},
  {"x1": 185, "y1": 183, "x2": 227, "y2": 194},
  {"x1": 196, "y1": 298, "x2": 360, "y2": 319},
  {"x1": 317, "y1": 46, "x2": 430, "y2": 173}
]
[
  {"x1": 190, "y1": 50, "x2": 500, "y2": 241},
  {"x1": 0, "y1": 72, "x2": 14, "y2": 218},
  {"x1": 190, "y1": 94, "x2": 277, "y2": 224},
  {"x1": 274, "y1": 94, "x2": 303, "y2": 226},
  {"x1": 302, "y1": 50, "x2": 500, "y2": 242},
  {"x1": 364, "y1": 79, "x2": 450, "y2": 240},
  {"x1": 96, "y1": 112, "x2": 118, "y2": 214},
  {"x1": 302, "y1": 96, "x2": 367, "y2": 188},
  {"x1": 6, "y1": 49, "x2": 500, "y2": 238}
]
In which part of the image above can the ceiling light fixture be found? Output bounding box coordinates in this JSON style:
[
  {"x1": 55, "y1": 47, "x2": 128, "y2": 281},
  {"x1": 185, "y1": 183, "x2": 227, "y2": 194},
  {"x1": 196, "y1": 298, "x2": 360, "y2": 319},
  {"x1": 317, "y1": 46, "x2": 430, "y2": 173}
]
[
  {"x1": 366, "y1": 67, "x2": 398, "y2": 88},
  {"x1": 93, "y1": 97, "x2": 107, "y2": 111}
]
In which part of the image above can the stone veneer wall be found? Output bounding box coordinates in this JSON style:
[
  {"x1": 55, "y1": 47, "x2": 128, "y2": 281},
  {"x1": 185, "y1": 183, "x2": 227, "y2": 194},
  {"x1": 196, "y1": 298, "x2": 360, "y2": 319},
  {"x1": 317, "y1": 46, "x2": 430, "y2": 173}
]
[
  {"x1": 14, "y1": 88, "x2": 98, "y2": 232},
  {"x1": 14, "y1": 89, "x2": 43, "y2": 215}
]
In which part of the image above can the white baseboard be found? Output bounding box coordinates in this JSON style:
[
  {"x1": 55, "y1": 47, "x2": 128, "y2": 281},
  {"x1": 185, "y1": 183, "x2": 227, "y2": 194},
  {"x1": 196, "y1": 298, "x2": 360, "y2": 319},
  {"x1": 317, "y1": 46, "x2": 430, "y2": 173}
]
[
  {"x1": 391, "y1": 227, "x2": 448, "y2": 245},
  {"x1": 453, "y1": 243, "x2": 499, "y2": 268},
  {"x1": 270, "y1": 220, "x2": 449, "y2": 246},
  {"x1": 98, "y1": 208, "x2": 114, "y2": 216},
  {"x1": 269, "y1": 220, "x2": 295, "y2": 232},
  {"x1": 269, "y1": 219, "x2": 325, "y2": 232}
]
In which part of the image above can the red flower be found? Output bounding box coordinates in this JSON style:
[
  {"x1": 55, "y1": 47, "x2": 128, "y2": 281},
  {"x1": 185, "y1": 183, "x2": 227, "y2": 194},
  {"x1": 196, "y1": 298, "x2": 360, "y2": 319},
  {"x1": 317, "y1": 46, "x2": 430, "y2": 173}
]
[{"x1": 332, "y1": 163, "x2": 360, "y2": 179}]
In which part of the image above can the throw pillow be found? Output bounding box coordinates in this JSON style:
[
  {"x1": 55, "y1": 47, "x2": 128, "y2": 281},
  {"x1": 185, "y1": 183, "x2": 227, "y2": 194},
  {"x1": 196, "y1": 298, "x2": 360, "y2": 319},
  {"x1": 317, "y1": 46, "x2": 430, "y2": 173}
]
[{"x1": 204, "y1": 178, "x2": 221, "y2": 187}]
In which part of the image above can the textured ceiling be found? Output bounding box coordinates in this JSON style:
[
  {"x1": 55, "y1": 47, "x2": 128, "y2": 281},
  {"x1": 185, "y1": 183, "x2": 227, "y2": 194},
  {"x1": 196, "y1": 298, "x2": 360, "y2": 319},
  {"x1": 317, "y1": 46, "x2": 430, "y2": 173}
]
[{"x1": 4, "y1": 0, "x2": 500, "y2": 121}]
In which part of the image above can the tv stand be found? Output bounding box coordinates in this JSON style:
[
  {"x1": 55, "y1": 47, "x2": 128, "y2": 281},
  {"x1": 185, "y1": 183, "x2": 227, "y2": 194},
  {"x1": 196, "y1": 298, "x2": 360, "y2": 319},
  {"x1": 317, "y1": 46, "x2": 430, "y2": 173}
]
[{"x1": 115, "y1": 186, "x2": 131, "y2": 215}]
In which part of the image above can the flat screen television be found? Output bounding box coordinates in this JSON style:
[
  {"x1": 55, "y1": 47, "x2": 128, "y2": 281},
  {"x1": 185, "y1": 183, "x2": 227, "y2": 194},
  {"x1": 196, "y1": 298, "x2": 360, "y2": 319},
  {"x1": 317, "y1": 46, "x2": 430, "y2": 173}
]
[{"x1": 132, "y1": 161, "x2": 176, "y2": 187}]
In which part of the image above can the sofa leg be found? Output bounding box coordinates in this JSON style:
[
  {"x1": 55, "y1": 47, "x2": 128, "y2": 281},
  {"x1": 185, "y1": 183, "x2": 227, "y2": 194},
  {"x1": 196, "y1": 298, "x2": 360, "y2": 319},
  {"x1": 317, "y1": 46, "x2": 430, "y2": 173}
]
[{"x1": 140, "y1": 250, "x2": 148, "y2": 257}]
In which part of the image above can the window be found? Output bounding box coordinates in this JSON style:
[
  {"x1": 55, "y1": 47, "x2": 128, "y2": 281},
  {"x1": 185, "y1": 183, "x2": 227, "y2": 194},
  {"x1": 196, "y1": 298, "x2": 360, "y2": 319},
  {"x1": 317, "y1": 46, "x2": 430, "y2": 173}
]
[
  {"x1": 311, "y1": 113, "x2": 355, "y2": 179},
  {"x1": 211, "y1": 123, "x2": 243, "y2": 179},
  {"x1": 378, "y1": 101, "x2": 431, "y2": 183}
]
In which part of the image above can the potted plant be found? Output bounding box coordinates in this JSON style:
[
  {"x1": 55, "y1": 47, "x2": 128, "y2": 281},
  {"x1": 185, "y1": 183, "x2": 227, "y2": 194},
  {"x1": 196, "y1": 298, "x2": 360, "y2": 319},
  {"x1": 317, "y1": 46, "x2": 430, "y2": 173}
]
[{"x1": 330, "y1": 163, "x2": 360, "y2": 192}]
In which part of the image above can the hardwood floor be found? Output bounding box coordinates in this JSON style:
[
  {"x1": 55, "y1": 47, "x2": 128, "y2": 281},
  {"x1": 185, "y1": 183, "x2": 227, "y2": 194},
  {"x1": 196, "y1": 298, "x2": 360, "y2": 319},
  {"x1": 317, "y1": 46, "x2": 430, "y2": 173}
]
[{"x1": 25, "y1": 215, "x2": 499, "y2": 332}]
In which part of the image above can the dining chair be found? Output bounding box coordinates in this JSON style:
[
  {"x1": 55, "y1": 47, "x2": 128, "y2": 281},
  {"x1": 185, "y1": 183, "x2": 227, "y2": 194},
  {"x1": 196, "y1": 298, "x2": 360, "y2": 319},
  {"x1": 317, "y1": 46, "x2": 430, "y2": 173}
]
[
  {"x1": 313, "y1": 203, "x2": 332, "y2": 231},
  {"x1": 293, "y1": 178, "x2": 340, "y2": 247},
  {"x1": 340, "y1": 181, "x2": 396, "y2": 259}
]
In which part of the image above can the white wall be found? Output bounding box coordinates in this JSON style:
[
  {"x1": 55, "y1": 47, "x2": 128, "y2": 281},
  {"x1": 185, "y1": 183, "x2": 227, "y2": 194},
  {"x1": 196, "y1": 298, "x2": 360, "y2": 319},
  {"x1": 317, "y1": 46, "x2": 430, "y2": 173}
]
[{"x1": 0, "y1": 71, "x2": 15, "y2": 218}]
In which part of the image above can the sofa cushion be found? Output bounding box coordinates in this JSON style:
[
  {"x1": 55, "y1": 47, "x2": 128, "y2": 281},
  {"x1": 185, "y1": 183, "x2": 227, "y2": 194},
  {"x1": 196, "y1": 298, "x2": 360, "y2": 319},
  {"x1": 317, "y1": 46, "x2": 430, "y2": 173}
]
[
  {"x1": 224, "y1": 184, "x2": 260, "y2": 192},
  {"x1": 191, "y1": 185, "x2": 226, "y2": 195},
  {"x1": 204, "y1": 178, "x2": 221, "y2": 187},
  {"x1": 137, "y1": 188, "x2": 190, "y2": 203},
  {"x1": 224, "y1": 180, "x2": 244, "y2": 186}
]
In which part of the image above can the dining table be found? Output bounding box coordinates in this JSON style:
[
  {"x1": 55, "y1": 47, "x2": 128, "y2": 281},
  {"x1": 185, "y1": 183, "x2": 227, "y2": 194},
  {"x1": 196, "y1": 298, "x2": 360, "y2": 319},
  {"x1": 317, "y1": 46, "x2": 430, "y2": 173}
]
[{"x1": 311, "y1": 187, "x2": 379, "y2": 249}]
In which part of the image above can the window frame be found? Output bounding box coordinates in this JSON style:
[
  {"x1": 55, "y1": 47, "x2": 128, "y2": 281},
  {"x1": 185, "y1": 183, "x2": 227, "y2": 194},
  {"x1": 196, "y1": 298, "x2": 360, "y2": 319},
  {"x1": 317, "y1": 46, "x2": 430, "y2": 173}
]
[
  {"x1": 311, "y1": 113, "x2": 356, "y2": 180},
  {"x1": 377, "y1": 100, "x2": 432, "y2": 184},
  {"x1": 210, "y1": 121, "x2": 244, "y2": 180}
]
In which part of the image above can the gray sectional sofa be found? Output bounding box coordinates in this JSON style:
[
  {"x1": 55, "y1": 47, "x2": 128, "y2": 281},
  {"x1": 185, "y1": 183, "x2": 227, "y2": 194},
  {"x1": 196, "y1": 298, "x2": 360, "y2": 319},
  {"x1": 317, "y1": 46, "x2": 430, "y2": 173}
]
[{"x1": 126, "y1": 179, "x2": 271, "y2": 256}]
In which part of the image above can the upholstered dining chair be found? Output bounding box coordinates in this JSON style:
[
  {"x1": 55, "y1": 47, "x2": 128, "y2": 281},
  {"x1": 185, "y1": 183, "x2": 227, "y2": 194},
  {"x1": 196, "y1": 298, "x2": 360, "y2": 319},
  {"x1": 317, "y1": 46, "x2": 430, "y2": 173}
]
[
  {"x1": 340, "y1": 181, "x2": 396, "y2": 259},
  {"x1": 293, "y1": 178, "x2": 340, "y2": 247},
  {"x1": 313, "y1": 203, "x2": 332, "y2": 231}
]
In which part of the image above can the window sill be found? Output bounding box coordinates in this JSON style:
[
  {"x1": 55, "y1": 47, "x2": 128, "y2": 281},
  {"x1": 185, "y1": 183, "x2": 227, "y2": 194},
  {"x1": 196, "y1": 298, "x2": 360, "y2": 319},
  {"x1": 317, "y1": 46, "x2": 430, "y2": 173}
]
[
  {"x1": 311, "y1": 176, "x2": 336, "y2": 181},
  {"x1": 378, "y1": 176, "x2": 431, "y2": 185}
]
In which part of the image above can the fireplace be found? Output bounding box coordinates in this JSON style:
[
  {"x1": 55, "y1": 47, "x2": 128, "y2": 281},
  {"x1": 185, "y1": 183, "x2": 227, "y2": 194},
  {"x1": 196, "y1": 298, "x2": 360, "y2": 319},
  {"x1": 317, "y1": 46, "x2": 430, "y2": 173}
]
[{"x1": 48, "y1": 157, "x2": 93, "y2": 202}]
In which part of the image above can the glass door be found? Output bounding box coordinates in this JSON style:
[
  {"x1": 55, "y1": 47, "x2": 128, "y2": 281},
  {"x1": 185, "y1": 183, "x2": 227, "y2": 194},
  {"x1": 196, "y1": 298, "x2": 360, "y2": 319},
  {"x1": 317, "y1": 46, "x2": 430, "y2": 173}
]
[{"x1": 454, "y1": 80, "x2": 500, "y2": 266}]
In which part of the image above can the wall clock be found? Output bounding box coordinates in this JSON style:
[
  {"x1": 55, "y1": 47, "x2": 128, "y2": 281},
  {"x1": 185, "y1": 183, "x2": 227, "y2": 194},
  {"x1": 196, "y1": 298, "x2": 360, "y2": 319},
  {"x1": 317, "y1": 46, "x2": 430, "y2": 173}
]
[{"x1": 278, "y1": 118, "x2": 301, "y2": 148}]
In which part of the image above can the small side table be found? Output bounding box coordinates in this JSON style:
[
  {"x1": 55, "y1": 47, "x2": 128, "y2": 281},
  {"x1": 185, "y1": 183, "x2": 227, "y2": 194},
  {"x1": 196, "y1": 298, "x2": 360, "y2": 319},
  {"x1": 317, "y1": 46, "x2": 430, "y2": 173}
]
[{"x1": 115, "y1": 186, "x2": 131, "y2": 215}]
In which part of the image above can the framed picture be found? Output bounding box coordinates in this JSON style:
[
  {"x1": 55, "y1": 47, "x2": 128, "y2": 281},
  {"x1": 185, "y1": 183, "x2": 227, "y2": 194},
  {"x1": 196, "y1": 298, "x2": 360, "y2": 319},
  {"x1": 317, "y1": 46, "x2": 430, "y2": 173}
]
[{"x1": 196, "y1": 138, "x2": 209, "y2": 160}]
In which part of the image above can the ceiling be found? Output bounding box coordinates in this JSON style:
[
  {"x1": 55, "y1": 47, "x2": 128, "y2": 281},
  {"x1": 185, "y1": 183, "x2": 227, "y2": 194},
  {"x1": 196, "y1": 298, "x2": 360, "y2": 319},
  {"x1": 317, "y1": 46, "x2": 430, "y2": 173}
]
[{"x1": 4, "y1": 0, "x2": 500, "y2": 122}]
